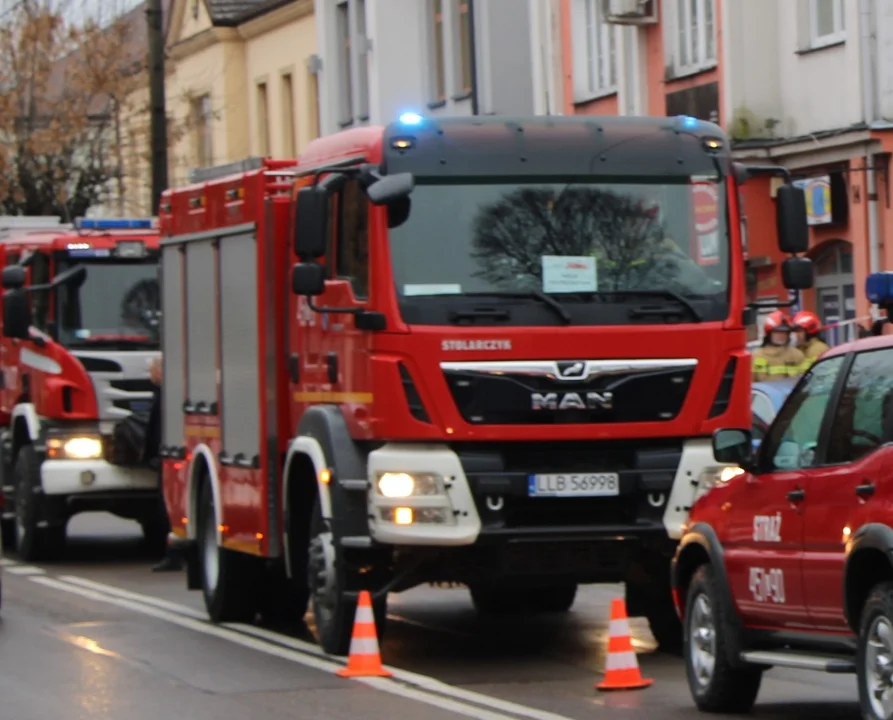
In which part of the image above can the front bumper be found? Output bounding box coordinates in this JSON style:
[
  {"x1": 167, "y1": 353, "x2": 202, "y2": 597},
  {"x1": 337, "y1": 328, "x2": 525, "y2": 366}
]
[{"x1": 41, "y1": 459, "x2": 157, "y2": 496}]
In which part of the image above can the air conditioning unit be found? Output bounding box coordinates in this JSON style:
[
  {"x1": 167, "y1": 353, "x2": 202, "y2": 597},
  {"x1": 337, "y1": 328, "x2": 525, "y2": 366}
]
[{"x1": 602, "y1": 0, "x2": 658, "y2": 25}]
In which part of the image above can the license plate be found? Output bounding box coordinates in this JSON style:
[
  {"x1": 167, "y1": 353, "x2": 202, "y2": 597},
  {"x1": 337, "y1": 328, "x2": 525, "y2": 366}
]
[{"x1": 528, "y1": 473, "x2": 620, "y2": 498}]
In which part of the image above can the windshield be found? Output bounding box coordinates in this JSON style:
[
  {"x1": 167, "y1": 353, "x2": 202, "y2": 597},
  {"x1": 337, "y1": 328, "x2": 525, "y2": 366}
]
[
  {"x1": 54, "y1": 255, "x2": 160, "y2": 349},
  {"x1": 388, "y1": 178, "x2": 730, "y2": 326}
]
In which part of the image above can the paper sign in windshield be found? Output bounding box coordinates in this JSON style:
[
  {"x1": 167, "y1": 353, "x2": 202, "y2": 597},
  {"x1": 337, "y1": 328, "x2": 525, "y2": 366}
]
[
  {"x1": 692, "y1": 182, "x2": 720, "y2": 266},
  {"x1": 541, "y1": 255, "x2": 597, "y2": 293},
  {"x1": 403, "y1": 284, "x2": 463, "y2": 296}
]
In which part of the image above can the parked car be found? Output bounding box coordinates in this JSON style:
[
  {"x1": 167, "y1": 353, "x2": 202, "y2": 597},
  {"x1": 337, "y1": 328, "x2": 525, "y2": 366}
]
[{"x1": 751, "y1": 378, "x2": 798, "y2": 448}]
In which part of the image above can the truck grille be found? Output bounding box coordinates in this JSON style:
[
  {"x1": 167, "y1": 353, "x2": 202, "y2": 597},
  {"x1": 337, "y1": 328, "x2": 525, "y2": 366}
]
[{"x1": 442, "y1": 359, "x2": 696, "y2": 425}]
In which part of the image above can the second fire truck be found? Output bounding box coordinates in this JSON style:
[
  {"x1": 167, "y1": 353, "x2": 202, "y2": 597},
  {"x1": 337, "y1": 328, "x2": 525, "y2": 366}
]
[
  {"x1": 0, "y1": 216, "x2": 162, "y2": 560},
  {"x1": 158, "y1": 115, "x2": 812, "y2": 655}
]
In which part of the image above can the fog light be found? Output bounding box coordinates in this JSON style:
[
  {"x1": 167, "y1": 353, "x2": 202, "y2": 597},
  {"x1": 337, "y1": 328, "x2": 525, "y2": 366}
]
[
  {"x1": 394, "y1": 507, "x2": 413, "y2": 525},
  {"x1": 80, "y1": 470, "x2": 96, "y2": 487},
  {"x1": 379, "y1": 506, "x2": 452, "y2": 525}
]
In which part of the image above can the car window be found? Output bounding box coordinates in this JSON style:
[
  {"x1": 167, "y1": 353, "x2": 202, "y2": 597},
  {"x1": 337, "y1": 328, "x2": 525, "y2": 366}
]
[
  {"x1": 752, "y1": 413, "x2": 769, "y2": 442},
  {"x1": 759, "y1": 355, "x2": 846, "y2": 472},
  {"x1": 824, "y1": 348, "x2": 893, "y2": 465},
  {"x1": 752, "y1": 391, "x2": 775, "y2": 424}
]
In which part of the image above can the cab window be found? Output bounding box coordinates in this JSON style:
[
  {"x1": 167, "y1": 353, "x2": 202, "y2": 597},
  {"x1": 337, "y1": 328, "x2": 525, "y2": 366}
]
[
  {"x1": 824, "y1": 348, "x2": 893, "y2": 464},
  {"x1": 758, "y1": 355, "x2": 846, "y2": 472},
  {"x1": 29, "y1": 252, "x2": 51, "y2": 332},
  {"x1": 335, "y1": 178, "x2": 369, "y2": 301}
]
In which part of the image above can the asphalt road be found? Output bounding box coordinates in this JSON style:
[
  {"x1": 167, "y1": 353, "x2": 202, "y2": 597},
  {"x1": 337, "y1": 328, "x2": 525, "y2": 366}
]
[{"x1": 0, "y1": 512, "x2": 866, "y2": 720}]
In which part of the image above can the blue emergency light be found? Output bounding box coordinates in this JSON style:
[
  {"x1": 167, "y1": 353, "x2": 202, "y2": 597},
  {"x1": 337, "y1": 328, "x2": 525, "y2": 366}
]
[
  {"x1": 676, "y1": 115, "x2": 700, "y2": 130},
  {"x1": 399, "y1": 112, "x2": 424, "y2": 126},
  {"x1": 75, "y1": 218, "x2": 156, "y2": 231},
  {"x1": 866, "y1": 272, "x2": 893, "y2": 305}
]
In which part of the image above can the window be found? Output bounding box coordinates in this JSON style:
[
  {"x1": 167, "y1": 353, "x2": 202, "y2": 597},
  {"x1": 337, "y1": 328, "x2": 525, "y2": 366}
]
[
  {"x1": 29, "y1": 252, "x2": 50, "y2": 332},
  {"x1": 672, "y1": 0, "x2": 716, "y2": 75},
  {"x1": 808, "y1": 0, "x2": 845, "y2": 48},
  {"x1": 256, "y1": 82, "x2": 270, "y2": 156},
  {"x1": 759, "y1": 356, "x2": 845, "y2": 472},
  {"x1": 751, "y1": 391, "x2": 776, "y2": 428},
  {"x1": 281, "y1": 73, "x2": 296, "y2": 157},
  {"x1": 335, "y1": 179, "x2": 369, "y2": 300},
  {"x1": 336, "y1": 1, "x2": 353, "y2": 125},
  {"x1": 355, "y1": 0, "x2": 369, "y2": 119},
  {"x1": 456, "y1": 0, "x2": 473, "y2": 96},
  {"x1": 824, "y1": 349, "x2": 893, "y2": 464},
  {"x1": 193, "y1": 94, "x2": 213, "y2": 168},
  {"x1": 571, "y1": 0, "x2": 617, "y2": 101},
  {"x1": 429, "y1": 0, "x2": 446, "y2": 103}
]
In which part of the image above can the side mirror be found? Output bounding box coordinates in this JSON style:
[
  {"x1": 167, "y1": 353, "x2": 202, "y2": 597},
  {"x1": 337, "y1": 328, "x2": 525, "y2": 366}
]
[
  {"x1": 291, "y1": 262, "x2": 325, "y2": 296},
  {"x1": 775, "y1": 184, "x2": 809, "y2": 254},
  {"x1": 367, "y1": 172, "x2": 415, "y2": 206},
  {"x1": 2, "y1": 289, "x2": 31, "y2": 339},
  {"x1": 781, "y1": 256, "x2": 814, "y2": 290},
  {"x1": 1, "y1": 265, "x2": 25, "y2": 290},
  {"x1": 712, "y1": 428, "x2": 752, "y2": 467},
  {"x1": 293, "y1": 186, "x2": 329, "y2": 259}
]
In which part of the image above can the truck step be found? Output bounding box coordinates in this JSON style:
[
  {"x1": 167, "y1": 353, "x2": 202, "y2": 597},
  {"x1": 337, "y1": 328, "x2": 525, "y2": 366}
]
[{"x1": 740, "y1": 650, "x2": 855, "y2": 674}]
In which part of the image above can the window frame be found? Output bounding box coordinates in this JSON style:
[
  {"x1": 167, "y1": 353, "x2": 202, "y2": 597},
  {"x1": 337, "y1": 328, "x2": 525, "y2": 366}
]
[
  {"x1": 756, "y1": 353, "x2": 849, "y2": 473},
  {"x1": 454, "y1": 0, "x2": 474, "y2": 98},
  {"x1": 571, "y1": 0, "x2": 617, "y2": 103},
  {"x1": 428, "y1": 0, "x2": 447, "y2": 105},
  {"x1": 808, "y1": 0, "x2": 845, "y2": 49},
  {"x1": 333, "y1": 176, "x2": 370, "y2": 302},
  {"x1": 669, "y1": 0, "x2": 717, "y2": 77},
  {"x1": 335, "y1": 0, "x2": 354, "y2": 126}
]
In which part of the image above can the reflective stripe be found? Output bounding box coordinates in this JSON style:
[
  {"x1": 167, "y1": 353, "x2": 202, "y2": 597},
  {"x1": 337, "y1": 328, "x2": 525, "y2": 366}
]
[
  {"x1": 347, "y1": 636, "x2": 380, "y2": 655},
  {"x1": 608, "y1": 618, "x2": 631, "y2": 637},
  {"x1": 354, "y1": 604, "x2": 375, "y2": 624},
  {"x1": 605, "y1": 651, "x2": 638, "y2": 670}
]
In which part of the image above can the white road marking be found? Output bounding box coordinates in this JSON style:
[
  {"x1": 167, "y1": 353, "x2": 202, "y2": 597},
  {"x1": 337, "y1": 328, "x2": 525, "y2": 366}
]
[
  {"x1": 4, "y1": 565, "x2": 46, "y2": 576},
  {"x1": 31, "y1": 575, "x2": 576, "y2": 720},
  {"x1": 54, "y1": 574, "x2": 579, "y2": 720}
]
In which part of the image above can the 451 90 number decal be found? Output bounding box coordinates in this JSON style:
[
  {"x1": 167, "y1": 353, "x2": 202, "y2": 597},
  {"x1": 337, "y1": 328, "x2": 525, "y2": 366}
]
[{"x1": 749, "y1": 567, "x2": 786, "y2": 604}]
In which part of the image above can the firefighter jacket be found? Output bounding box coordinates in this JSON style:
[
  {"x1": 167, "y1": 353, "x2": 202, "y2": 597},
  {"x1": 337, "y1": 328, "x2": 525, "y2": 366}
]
[
  {"x1": 752, "y1": 344, "x2": 808, "y2": 382},
  {"x1": 797, "y1": 337, "x2": 830, "y2": 369}
]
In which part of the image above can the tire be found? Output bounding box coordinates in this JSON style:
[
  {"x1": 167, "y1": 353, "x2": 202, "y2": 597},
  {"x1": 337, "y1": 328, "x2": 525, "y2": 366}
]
[
  {"x1": 626, "y1": 561, "x2": 683, "y2": 655},
  {"x1": 140, "y1": 516, "x2": 169, "y2": 558},
  {"x1": 14, "y1": 446, "x2": 65, "y2": 562},
  {"x1": 308, "y1": 500, "x2": 386, "y2": 656},
  {"x1": 1, "y1": 517, "x2": 16, "y2": 552},
  {"x1": 196, "y1": 478, "x2": 258, "y2": 623},
  {"x1": 259, "y1": 569, "x2": 310, "y2": 627},
  {"x1": 684, "y1": 564, "x2": 762, "y2": 713},
  {"x1": 470, "y1": 584, "x2": 577, "y2": 615},
  {"x1": 857, "y1": 581, "x2": 893, "y2": 720}
]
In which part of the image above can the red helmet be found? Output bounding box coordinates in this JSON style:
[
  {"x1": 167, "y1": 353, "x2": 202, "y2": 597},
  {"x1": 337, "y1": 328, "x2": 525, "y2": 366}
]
[
  {"x1": 763, "y1": 310, "x2": 792, "y2": 335},
  {"x1": 792, "y1": 310, "x2": 821, "y2": 335}
]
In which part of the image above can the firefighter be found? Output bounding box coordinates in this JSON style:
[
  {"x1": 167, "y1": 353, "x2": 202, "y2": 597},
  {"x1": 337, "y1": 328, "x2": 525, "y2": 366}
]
[
  {"x1": 752, "y1": 311, "x2": 807, "y2": 382},
  {"x1": 791, "y1": 311, "x2": 830, "y2": 368}
]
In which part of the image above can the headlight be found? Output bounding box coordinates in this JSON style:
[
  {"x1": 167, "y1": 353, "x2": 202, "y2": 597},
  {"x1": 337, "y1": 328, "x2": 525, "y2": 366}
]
[
  {"x1": 47, "y1": 436, "x2": 103, "y2": 460},
  {"x1": 376, "y1": 472, "x2": 443, "y2": 498},
  {"x1": 698, "y1": 465, "x2": 744, "y2": 489}
]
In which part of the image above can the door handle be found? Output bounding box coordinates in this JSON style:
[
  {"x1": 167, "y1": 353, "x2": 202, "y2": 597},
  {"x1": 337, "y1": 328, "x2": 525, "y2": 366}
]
[
  {"x1": 856, "y1": 482, "x2": 876, "y2": 498},
  {"x1": 787, "y1": 488, "x2": 806, "y2": 502}
]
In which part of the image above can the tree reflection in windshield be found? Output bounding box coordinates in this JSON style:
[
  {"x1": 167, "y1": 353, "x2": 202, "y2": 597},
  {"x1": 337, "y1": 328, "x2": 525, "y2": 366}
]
[{"x1": 388, "y1": 180, "x2": 728, "y2": 298}]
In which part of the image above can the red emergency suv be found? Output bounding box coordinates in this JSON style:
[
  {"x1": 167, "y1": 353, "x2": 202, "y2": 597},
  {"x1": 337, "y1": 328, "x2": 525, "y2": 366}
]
[{"x1": 673, "y1": 330, "x2": 893, "y2": 719}]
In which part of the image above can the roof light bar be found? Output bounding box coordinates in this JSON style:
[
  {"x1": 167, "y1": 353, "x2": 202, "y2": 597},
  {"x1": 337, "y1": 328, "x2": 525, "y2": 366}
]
[{"x1": 75, "y1": 218, "x2": 157, "y2": 230}]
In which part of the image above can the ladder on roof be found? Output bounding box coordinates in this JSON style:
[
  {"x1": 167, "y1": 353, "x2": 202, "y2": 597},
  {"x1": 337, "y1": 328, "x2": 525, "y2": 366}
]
[
  {"x1": 188, "y1": 157, "x2": 268, "y2": 184},
  {"x1": 0, "y1": 216, "x2": 67, "y2": 229}
]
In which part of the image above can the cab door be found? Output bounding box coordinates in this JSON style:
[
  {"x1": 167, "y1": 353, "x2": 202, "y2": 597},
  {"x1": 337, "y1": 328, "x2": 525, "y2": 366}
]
[
  {"x1": 723, "y1": 355, "x2": 846, "y2": 628},
  {"x1": 801, "y1": 347, "x2": 893, "y2": 631}
]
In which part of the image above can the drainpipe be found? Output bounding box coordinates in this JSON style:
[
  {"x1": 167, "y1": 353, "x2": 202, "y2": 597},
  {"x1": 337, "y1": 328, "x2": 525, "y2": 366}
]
[
  {"x1": 468, "y1": 0, "x2": 480, "y2": 115},
  {"x1": 860, "y1": 0, "x2": 880, "y2": 275}
]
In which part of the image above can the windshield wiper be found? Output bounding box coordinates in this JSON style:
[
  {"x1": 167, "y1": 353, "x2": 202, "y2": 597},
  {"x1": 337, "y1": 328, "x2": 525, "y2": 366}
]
[
  {"x1": 598, "y1": 290, "x2": 703, "y2": 322},
  {"x1": 460, "y1": 291, "x2": 572, "y2": 324}
]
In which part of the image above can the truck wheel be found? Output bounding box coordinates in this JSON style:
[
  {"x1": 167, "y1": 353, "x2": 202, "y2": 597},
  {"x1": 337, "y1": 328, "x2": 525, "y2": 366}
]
[
  {"x1": 14, "y1": 445, "x2": 65, "y2": 562},
  {"x1": 196, "y1": 478, "x2": 257, "y2": 623},
  {"x1": 140, "y1": 516, "x2": 169, "y2": 558},
  {"x1": 308, "y1": 500, "x2": 386, "y2": 656},
  {"x1": 1, "y1": 518, "x2": 16, "y2": 552},
  {"x1": 857, "y1": 581, "x2": 893, "y2": 719},
  {"x1": 684, "y1": 565, "x2": 762, "y2": 713},
  {"x1": 626, "y1": 563, "x2": 682, "y2": 655}
]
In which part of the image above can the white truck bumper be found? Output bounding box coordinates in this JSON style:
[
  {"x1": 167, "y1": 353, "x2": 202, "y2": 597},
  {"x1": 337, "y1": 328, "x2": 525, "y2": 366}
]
[{"x1": 40, "y1": 460, "x2": 157, "y2": 496}]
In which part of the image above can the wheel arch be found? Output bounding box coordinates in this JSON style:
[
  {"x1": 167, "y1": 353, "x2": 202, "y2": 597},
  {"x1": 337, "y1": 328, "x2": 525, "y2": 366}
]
[
  {"x1": 844, "y1": 523, "x2": 893, "y2": 632},
  {"x1": 10, "y1": 403, "x2": 39, "y2": 459},
  {"x1": 186, "y1": 444, "x2": 222, "y2": 543},
  {"x1": 281, "y1": 441, "x2": 323, "y2": 579}
]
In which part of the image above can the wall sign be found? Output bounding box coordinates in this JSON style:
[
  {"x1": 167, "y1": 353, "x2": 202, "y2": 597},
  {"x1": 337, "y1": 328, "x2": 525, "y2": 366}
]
[{"x1": 793, "y1": 176, "x2": 832, "y2": 225}]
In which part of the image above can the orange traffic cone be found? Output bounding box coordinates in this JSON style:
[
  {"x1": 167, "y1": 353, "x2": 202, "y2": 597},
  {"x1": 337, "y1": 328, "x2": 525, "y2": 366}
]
[
  {"x1": 336, "y1": 591, "x2": 392, "y2": 678},
  {"x1": 596, "y1": 597, "x2": 654, "y2": 691}
]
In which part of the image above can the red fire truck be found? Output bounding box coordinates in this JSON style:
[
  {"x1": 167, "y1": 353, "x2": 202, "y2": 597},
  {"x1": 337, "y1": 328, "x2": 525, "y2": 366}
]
[
  {"x1": 158, "y1": 115, "x2": 812, "y2": 656},
  {"x1": 0, "y1": 216, "x2": 162, "y2": 560}
]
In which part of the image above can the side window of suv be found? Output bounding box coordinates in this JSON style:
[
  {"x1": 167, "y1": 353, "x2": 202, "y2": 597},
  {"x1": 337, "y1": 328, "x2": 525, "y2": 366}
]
[
  {"x1": 758, "y1": 355, "x2": 846, "y2": 472},
  {"x1": 825, "y1": 348, "x2": 893, "y2": 464}
]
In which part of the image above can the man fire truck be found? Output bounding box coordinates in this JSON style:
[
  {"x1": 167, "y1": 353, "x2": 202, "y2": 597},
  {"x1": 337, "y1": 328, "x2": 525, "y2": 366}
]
[
  {"x1": 0, "y1": 216, "x2": 162, "y2": 560},
  {"x1": 158, "y1": 115, "x2": 812, "y2": 656}
]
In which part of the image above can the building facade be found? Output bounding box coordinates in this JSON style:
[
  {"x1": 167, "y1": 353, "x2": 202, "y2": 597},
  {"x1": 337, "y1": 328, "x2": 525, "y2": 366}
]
[
  {"x1": 561, "y1": 0, "x2": 893, "y2": 337},
  {"x1": 312, "y1": 0, "x2": 543, "y2": 135}
]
